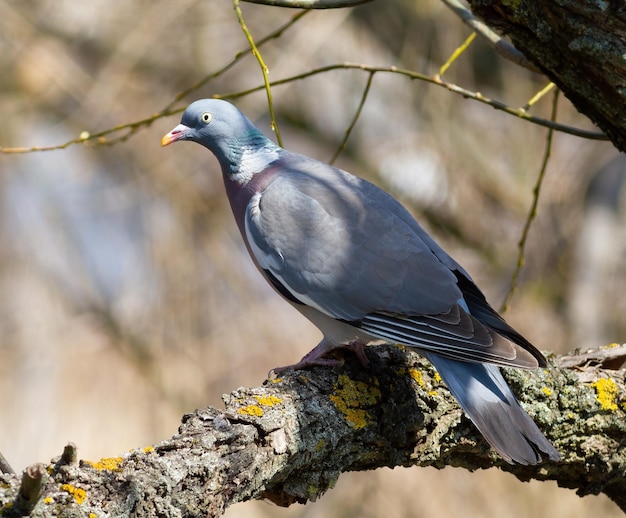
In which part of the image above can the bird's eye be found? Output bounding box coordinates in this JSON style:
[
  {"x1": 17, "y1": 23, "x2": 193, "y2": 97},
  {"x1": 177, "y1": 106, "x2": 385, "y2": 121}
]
[{"x1": 201, "y1": 112, "x2": 213, "y2": 124}]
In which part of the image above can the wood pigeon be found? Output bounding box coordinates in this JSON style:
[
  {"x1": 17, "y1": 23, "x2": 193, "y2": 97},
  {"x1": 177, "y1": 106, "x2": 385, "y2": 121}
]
[{"x1": 162, "y1": 99, "x2": 560, "y2": 465}]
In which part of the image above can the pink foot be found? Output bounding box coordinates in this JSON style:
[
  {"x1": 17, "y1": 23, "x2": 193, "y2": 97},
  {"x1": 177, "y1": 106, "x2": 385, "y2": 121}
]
[
  {"x1": 342, "y1": 340, "x2": 369, "y2": 368},
  {"x1": 270, "y1": 339, "x2": 369, "y2": 377}
]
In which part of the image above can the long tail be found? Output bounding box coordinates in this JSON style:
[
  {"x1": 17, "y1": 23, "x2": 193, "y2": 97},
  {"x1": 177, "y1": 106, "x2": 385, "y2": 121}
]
[{"x1": 425, "y1": 353, "x2": 560, "y2": 465}]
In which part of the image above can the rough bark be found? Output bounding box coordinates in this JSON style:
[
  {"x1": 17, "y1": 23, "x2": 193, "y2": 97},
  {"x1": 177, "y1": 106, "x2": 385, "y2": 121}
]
[
  {"x1": 467, "y1": 0, "x2": 626, "y2": 152},
  {"x1": 1, "y1": 344, "x2": 625, "y2": 517}
]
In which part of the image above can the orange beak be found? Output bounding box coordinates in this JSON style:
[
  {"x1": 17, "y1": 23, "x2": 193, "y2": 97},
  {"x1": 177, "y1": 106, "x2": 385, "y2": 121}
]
[{"x1": 161, "y1": 124, "x2": 190, "y2": 147}]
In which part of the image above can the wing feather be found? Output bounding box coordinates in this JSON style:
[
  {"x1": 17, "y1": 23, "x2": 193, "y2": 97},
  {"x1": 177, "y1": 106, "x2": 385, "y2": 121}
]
[
  {"x1": 243, "y1": 154, "x2": 542, "y2": 368},
  {"x1": 245, "y1": 161, "x2": 462, "y2": 320}
]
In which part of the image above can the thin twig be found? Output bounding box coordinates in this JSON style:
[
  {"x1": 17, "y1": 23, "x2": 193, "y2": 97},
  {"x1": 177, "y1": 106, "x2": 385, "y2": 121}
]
[
  {"x1": 229, "y1": 63, "x2": 607, "y2": 140},
  {"x1": 163, "y1": 9, "x2": 310, "y2": 112},
  {"x1": 500, "y1": 88, "x2": 560, "y2": 313},
  {"x1": 0, "y1": 64, "x2": 606, "y2": 155},
  {"x1": 329, "y1": 71, "x2": 375, "y2": 164},
  {"x1": 234, "y1": 0, "x2": 283, "y2": 147},
  {"x1": 522, "y1": 82, "x2": 556, "y2": 111},
  {"x1": 438, "y1": 32, "x2": 477, "y2": 78},
  {"x1": 439, "y1": 0, "x2": 541, "y2": 73},
  {"x1": 0, "y1": 110, "x2": 181, "y2": 154}
]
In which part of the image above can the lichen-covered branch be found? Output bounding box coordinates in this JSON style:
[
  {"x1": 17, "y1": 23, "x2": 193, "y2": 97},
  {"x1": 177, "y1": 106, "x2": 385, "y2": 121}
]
[
  {"x1": 467, "y1": 0, "x2": 626, "y2": 152},
  {"x1": 1, "y1": 345, "x2": 625, "y2": 517}
]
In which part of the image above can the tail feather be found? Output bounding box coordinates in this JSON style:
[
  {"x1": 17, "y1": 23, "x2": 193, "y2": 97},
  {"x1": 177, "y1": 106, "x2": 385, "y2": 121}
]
[{"x1": 425, "y1": 353, "x2": 560, "y2": 465}]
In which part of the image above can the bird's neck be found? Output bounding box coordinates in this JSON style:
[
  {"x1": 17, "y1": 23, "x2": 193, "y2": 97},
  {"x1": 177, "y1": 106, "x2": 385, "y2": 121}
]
[
  {"x1": 221, "y1": 134, "x2": 282, "y2": 186},
  {"x1": 223, "y1": 159, "x2": 282, "y2": 238}
]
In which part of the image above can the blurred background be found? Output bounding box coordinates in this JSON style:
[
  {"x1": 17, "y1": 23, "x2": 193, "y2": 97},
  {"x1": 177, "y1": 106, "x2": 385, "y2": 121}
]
[{"x1": 0, "y1": 0, "x2": 623, "y2": 516}]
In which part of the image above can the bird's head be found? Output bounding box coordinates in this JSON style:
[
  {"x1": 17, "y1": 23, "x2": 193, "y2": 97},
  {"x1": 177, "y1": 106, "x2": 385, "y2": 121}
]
[{"x1": 161, "y1": 99, "x2": 273, "y2": 171}]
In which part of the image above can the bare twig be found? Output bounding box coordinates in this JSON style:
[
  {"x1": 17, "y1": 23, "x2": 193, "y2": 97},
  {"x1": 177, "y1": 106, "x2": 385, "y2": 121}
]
[
  {"x1": 163, "y1": 9, "x2": 310, "y2": 112},
  {"x1": 234, "y1": 63, "x2": 607, "y2": 140},
  {"x1": 438, "y1": 31, "x2": 477, "y2": 78},
  {"x1": 0, "y1": 64, "x2": 607, "y2": 156},
  {"x1": 522, "y1": 82, "x2": 556, "y2": 111},
  {"x1": 501, "y1": 88, "x2": 560, "y2": 313},
  {"x1": 440, "y1": 0, "x2": 541, "y2": 73},
  {"x1": 234, "y1": 0, "x2": 283, "y2": 146},
  {"x1": 0, "y1": 110, "x2": 180, "y2": 154},
  {"x1": 329, "y1": 71, "x2": 375, "y2": 164}
]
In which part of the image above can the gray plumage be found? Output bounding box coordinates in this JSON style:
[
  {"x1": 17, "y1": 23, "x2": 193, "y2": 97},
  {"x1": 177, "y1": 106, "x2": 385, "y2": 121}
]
[{"x1": 162, "y1": 99, "x2": 560, "y2": 465}]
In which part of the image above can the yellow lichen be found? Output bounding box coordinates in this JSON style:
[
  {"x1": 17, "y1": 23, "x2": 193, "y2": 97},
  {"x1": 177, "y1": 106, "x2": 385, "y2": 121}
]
[
  {"x1": 44, "y1": 497, "x2": 53, "y2": 504},
  {"x1": 61, "y1": 484, "x2": 86, "y2": 505},
  {"x1": 501, "y1": 0, "x2": 521, "y2": 8},
  {"x1": 237, "y1": 405, "x2": 264, "y2": 417},
  {"x1": 408, "y1": 368, "x2": 425, "y2": 388},
  {"x1": 89, "y1": 514, "x2": 97, "y2": 518},
  {"x1": 329, "y1": 374, "x2": 381, "y2": 430},
  {"x1": 143, "y1": 446, "x2": 154, "y2": 454},
  {"x1": 269, "y1": 377, "x2": 283, "y2": 384},
  {"x1": 433, "y1": 372, "x2": 442, "y2": 383},
  {"x1": 591, "y1": 378, "x2": 619, "y2": 411},
  {"x1": 329, "y1": 395, "x2": 369, "y2": 429},
  {"x1": 84, "y1": 457, "x2": 122, "y2": 472},
  {"x1": 542, "y1": 387, "x2": 553, "y2": 397},
  {"x1": 428, "y1": 390, "x2": 438, "y2": 397},
  {"x1": 253, "y1": 395, "x2": 283, "y2": 406}
]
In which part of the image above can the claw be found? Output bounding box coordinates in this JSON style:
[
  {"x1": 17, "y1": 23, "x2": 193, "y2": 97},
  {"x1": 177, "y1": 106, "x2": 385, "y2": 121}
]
[{"x1": 270, "y1": 339, "x2": 369, "y2": 377}]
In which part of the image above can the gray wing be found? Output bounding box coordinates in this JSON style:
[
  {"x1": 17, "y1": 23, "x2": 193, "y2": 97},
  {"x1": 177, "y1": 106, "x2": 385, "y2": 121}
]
[
  {"x1": 245, "y1": 163, "x2": 460, "y2": 319},
  {"x1": 244, "y1": 158, "x2": 533, "y2": 366}
]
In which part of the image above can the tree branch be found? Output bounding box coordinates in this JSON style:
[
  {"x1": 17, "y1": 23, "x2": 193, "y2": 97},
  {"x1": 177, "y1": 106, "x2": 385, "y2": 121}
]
[
  {"x1": 439, "y1": 0, "x2": 541, "y2": 73},
  {"x1": 467, "y1": 0, "x2": 626, "y2": 152},
  {"x1": 1, "y1": 345, "x2": 625, "y2": 517}
]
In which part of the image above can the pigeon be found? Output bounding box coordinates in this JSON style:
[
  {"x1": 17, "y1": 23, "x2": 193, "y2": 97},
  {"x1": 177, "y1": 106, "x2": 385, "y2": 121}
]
[{"x1": 162, "y1": 99, "x2": 560, "y2": 465}]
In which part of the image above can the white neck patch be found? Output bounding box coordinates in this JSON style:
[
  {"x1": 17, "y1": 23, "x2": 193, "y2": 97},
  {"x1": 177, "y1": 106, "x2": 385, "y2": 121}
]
[{"x1": 232, "y1": 144, "x2": 281, "y2": 185}]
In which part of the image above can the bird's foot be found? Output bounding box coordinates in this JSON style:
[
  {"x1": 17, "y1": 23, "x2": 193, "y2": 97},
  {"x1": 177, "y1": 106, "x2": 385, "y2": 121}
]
[
  {"x1": 269, "y1": 339, "x2": 369, "y2": 377},
  {"x1": 341, "y1": 340, "x2": 370, "y2": 368}
]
